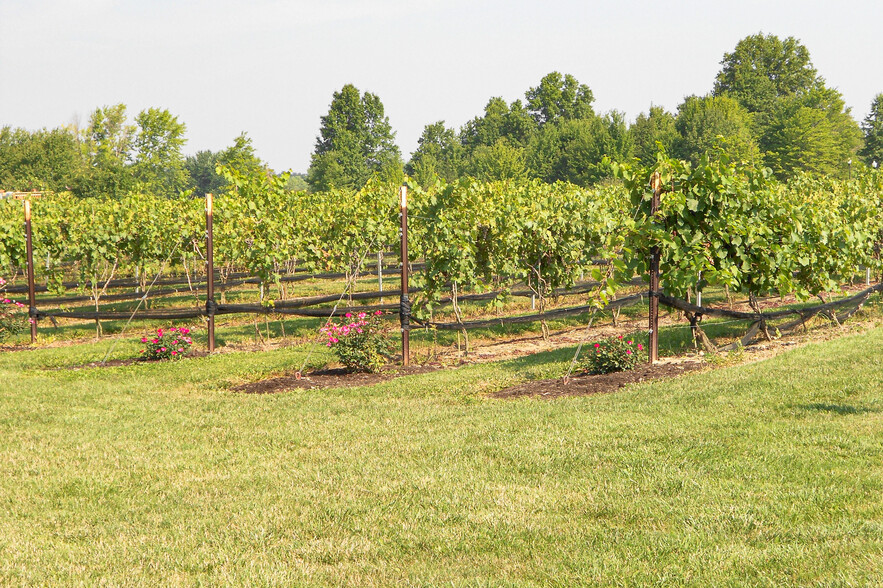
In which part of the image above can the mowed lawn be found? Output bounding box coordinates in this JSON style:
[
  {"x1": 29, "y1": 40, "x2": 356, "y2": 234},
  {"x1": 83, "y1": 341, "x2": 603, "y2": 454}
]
[{"x1": 0, "y1": 329, "x2": 881, "y2": 586}]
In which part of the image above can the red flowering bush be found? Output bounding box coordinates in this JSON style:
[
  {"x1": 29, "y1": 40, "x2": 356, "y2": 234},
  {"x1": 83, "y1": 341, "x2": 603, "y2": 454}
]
[
  {"x1": 320, "y1": 310, "x2": 391, "y2": 373},
  {"x1": 140, "y1": 326, "x2": 193, "y2": 361},
  {"x1": 580, "y1": 334, "x2": 646, "y2": 375}
]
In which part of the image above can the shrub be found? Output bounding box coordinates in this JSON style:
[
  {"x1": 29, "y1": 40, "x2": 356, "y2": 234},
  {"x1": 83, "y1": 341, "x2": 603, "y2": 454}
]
[
  {"x1": 321, "y1": 311, "x2": 392, "y2": 373},
  {"x1": 580, "y1": 334, "x2": 646, "y2": 374},
  {"x1": 140, "y1": 327, "x2": 193, "y2": 361},
  {"x1": 0, "y1": 277, "x2": 29, "y2": 342}
]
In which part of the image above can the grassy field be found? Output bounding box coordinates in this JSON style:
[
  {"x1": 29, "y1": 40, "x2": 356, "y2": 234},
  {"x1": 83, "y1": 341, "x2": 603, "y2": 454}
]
[{"x1": 1, "y1": 326, "x2": 882, "y2": 585}]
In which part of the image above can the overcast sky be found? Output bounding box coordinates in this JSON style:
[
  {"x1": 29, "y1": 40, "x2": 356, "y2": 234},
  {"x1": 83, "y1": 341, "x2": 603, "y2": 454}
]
[{"x1": 1, "y1": 0, "x2": 881, "y2": 173}]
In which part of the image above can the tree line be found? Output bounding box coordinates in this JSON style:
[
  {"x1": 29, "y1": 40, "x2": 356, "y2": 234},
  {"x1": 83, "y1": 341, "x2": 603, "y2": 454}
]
[
  {"x1": 2, "y1": 33, "x2": 881, "y2": 198},
  {"x1": 0, "y1": 105, "x2": 308, "y2": 197},
  {"x1": 308, "y1": 33, "x2": 882, "y2": 192}
]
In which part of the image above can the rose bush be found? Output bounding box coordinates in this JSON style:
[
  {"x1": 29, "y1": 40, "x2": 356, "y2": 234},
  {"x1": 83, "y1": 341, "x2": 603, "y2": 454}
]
[
  {"x1": 580, "y1": 334, "x2": 646, "y2": 374},
  {"x1": 320, "y1": 311, "x2": 392, "y2": 373},
  {"x1": 140, "y1": 326, "x2": 193, "y2": 361}
]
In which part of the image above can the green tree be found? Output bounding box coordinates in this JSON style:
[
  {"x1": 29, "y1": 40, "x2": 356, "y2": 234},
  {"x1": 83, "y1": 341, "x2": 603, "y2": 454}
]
[
  {"x1": 604, "y1": 110, "x2": 634, "y2": 164},
  {"x1": 525, "y1": 72, "x2": 595, "y2": 126},
  {"x1": 674, "y1": 95, "x2": 759, "y2": 165},
  {"x1": 307, "y1": 84, "x2": 402, "y2": 192},
  {"x1": 406, "y1": 121, "x2": 463, "y2": 186},
  {"x1": 186, "y1": 133, "x2": 269, "y2": 197},
  {"x1": 284, "y1": 173, "x2": 309, "y2": 192},
  {"x1": 218, "y1": 133, "x2": 266, "y2": 178},
  {"x1": 761, "y1": 86, "x2": 862, "y2": 178},
  {"x1": 713, "y1": 33, "x2": 819, "y2": 114},
  {"x1": 0, "y1": 126, "x2": 86, "y2": 192},
  {"x1": 80, "y1": 104, "x2": 135, "y2": 198},
  {"x1": 460, "y1": 98, "x2": 535, "y2": 152},
  {"x1": 712, "y1": 33, "x2": 860, "y2": 178},
  {"x1": 132, "y1": 108, "x2": 188, "y2": 197},
  {"x1": 630, "y1": 106, "x2": 678, "y2": 164},
  {"x1": 464, "y1": 138, "x2": 528, "y2": 183},
  {"x1": 859, "y1": 93, "x2": 883, "y2": 167},
  {"x1": 527, "y1": 112, "x2": 631, "y2": 186},
  {"x1": 185, "y1": 150, "x2": 222, "y2": 197}
]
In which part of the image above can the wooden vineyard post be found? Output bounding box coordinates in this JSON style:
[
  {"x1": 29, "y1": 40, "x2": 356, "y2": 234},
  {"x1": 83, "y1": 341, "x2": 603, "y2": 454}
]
[
  {"x1": 205, "y1": 193, "x2": 216, "y2": 353},
  {"x1": 648, "y1": 172, "x2": 661, "y2": 364},
  {"x1": 24, "y1": 200, "x2": 38, "y2": 344},
  {"x1": 378, "y1": 252, "x2": 384, "y2": 304},
  {"x1": 399, "y1": 184, "x2": 410, "y2": 366}
]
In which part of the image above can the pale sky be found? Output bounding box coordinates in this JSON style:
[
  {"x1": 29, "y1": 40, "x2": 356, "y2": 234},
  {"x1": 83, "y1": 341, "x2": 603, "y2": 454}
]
[{"x1": 1, "y1": 0, "x2": 881, "y2": 173}]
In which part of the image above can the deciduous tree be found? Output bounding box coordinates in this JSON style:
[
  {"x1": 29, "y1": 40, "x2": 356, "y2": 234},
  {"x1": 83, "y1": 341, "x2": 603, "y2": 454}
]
[
  {"x1": 0, "y1": 126, "x2": 86, "y2": 192},
  {"x1": 630, "y1": 106, "x2": 678, "y2": 165},
  {"x1": 525, "y1": 72, "x2": 595, "y2": 126},
  {"x1": 527, "y1": 112, "x2": 631, "y2": 186},
  {"x1": 460, "y1": 98, "x2": 535, "y2": 152},
  {"x1": 132, "y1": 107, "x2": 188, "y2": 197},
  {"x1": 674, "y1": 95, "x2": 759, "y2": 165},
  {"x1": 760, "y1": 87, "x2": 862, "y2": 179},
  {"x1": 406, "y1": 121, "x2": 463, "y2": 186},
  {"x1": 80, "y1": 104, "x2": 135, "y2": 198},
  {"x1": 713, "y1": 33, "x2": 818, "y2": 114},
  {"x1": 712, "y1": 33, "x2": 861, "y2": 178},
  {"x1": 465, "y1": 138, "x2": 527, "y2": 183},
  {"x1": 185, "y1": 150, "x2": 222, "y2": 197}
]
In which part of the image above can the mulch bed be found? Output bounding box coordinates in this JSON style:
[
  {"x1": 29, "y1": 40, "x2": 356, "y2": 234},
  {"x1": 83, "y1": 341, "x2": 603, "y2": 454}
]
[
  {"x1": 236, "y1": 360, "x2": 705, "y2": 397},
  {"x1": 490, "y1": 360, "x2": 705, "y2": 400},
  {"x1": 58, "y1": 350, "x2": 211, "y2": 370},
  {"x1": 234, "y1": 364, "x2": 442, "y2": 394},
  {"x1": 0, "y1": 344, "x2": 34, "y2": 353}
]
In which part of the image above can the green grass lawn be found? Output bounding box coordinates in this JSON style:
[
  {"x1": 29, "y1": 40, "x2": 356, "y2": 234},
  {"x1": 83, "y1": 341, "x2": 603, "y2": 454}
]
[{"x1": 1, "y1": 328, "x2": 882, "y2": 586}]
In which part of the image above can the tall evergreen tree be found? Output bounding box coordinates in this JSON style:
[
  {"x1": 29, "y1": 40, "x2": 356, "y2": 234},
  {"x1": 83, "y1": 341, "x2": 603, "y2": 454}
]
[
  {"x1": 859, "y1": 93, "x2": 883, "y2": 167},
  {"x1": 307, "y1": 84, "x2": 401, "y2": 192},
  {"x1": 760, "y1": 86, "x2": 862, "y2": 178}
]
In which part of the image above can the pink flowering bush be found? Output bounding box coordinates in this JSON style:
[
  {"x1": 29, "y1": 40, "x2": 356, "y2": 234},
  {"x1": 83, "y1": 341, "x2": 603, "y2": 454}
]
[
  {"x1": 140, "y1": 326, "x2": 193, "y2": 361},
  {"x1": 320, "y1": 311, "x2": 391, "y2": 373},
  {"x1": 580, "y1": 334, "x2": 646, "y2": 375},
  {"x1": 0, "y1": 277, "x2": 28, "y2": 342}
]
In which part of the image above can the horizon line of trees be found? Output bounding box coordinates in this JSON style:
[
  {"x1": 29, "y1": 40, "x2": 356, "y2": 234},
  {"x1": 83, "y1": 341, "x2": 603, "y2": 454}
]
[
  {"x1": 0, "y1": 105, "x2": 309, "y2": 198},
  {"x1": 2, "y1": 33, "x2": 882, "y2": 198},
  {"x1": 307, "y1": 33, "x2": 882, "y2": 192}
]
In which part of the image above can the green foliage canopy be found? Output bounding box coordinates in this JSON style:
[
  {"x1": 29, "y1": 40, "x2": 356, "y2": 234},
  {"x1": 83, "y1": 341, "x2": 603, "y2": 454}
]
[
  {"x1": 132, "y1": 107, "x2": 188, "y2": 198},
  {"x1": 307, "y1": 84, "x2": 402, "y2": 192},
  {"x1": 859, "y1": 93, "x2": 883, "y2": 167},
  {"x1": 673, "y1": 95, "x2": 759, "y2": 165},
  {"x1": 525, "y1": 72, "x2": 595, "y2": 126},
  {"x1": 630, "y1": 106, "x2": 678, "y2": 165},
  {"x1": 713, "y1": 33, "x2": 819, "y2": 114},
  {"x1": 0, "y1": 126, "x2": 85, "y2": 192}
]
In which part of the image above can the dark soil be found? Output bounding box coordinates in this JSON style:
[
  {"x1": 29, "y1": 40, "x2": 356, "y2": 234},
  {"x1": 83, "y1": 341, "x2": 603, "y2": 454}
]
[
  {"x1": 59, "y1": 350, "x2": 210, "y2": 370},
  {"x1": 490, "y1": 360, "x2": 705, "y2": 400},
  {"x1": 234, "y1": 364, "x2": 442, "y2": 394},
  {"x1": 0, "y1": 344, "x2": 34, "y2": 353}
]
